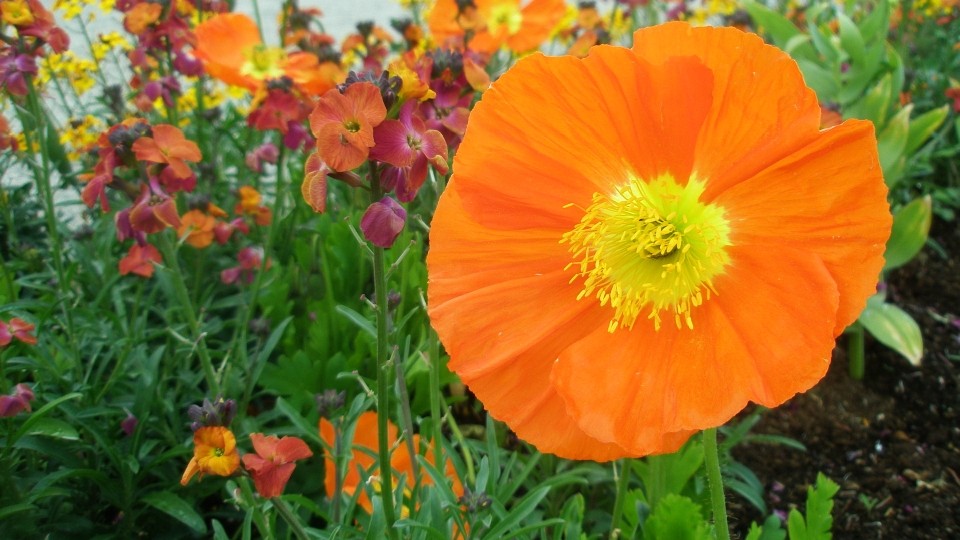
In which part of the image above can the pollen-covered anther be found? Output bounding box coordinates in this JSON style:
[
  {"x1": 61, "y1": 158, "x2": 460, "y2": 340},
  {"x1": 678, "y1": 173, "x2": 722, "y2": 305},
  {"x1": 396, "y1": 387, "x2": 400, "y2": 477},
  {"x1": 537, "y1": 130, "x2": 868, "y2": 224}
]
[{"x1": 562, "y1": 175, "x2": 731, "y2": 332}]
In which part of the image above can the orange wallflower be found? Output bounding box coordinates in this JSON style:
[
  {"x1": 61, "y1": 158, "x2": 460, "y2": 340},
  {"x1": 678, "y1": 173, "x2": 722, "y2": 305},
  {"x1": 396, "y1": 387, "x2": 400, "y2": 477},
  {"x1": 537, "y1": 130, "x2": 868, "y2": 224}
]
[
  {"x1": 181, "y1": 426, "x2": 241, "y2": 485},
  {"x1": 428, "y1": 0, "x2": 566, "y2": 53},
  {"x1": 123, "y1": 2, "x2": 162, "y2": 35},
  {"x1": 320, "y1": 411, "x2": 462, "y2": 513},
  {"x1": 192, "y1": 13, "x2": 342, "y2": 96},
  {"x1": 426, "y1": 23, "x2": 892, "y2": 461},
  {"x1": 308, "y1": 82, "x2": 387, "y2": 172},
  {"x1": 131, "y1": 124, "x2": 201, "y2": 179},
  {"x1": 118, "y1": 243, "x2": 162, "y2": 278},
  {"x1": 242, "y1": 434, "x2": 313, "y2": 498},
  {"x1": 178, "y1": 210, "x2": 216, "y2": 248}
]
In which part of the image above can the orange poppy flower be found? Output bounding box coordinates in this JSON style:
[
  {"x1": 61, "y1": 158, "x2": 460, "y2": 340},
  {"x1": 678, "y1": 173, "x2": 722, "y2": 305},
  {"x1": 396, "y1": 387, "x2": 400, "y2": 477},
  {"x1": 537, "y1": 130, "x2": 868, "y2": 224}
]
[
  {"x1": 181, "y1": 426, "x2": 241, "y2": 485},
  {"x1": 320, "y1": 411, "x2": 462, "y2": 514},
  {"x1": 426, "y1": 23, "x2": 892, "y2": 461},
  {"x1": 428, "y1": 0, "x2": 567, "y2": 53},
  {"x1": 242, "y1": 434, "x2": 313, "y2": 499},
  {"x1": 192, "y1": 13, "x2": 342, "y2": 96}
]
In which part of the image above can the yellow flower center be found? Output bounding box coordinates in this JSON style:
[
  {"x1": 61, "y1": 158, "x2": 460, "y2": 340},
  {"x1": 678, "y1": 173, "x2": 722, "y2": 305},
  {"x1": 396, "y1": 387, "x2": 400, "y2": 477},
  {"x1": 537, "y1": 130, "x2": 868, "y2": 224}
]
[
  {"x1": 240, "y1": 44, "x2": 287, "y2": 80},
  {"x1": 562, "y1": 175, "x2": 731, "y2": 332},
  {"x1": 488, "y1": 3, "x2": 522, "y2": 35}
]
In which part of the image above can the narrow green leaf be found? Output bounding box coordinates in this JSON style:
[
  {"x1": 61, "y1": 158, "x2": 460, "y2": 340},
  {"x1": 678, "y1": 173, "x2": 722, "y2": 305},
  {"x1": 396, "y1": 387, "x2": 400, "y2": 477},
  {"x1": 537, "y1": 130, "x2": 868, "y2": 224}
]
[
  {"x1": 482, "y1": 486, "x2": 550, "y2": 539},
  {"x1": 12, "y1": 392, "x2": 82, "y2": 445},
  {"x1": 859, "y1": 295, "x2": 923, "y2": 365},
  {"x1": 884, "y1": 196, "x2": 932, "y2": 270},
  {"x1": 335, "y1": 304, "x2": 376, "y2": 338},
  {"x1": 877, "y1": 106, "x2": 911, "y2": 186},
  {"x1": 142, "y1": 492, "x2": 207, "y2": 534},
  {"x1": 24, "y1": 418, "x2": 79, "y2": 441},
  {"x1": 905, "y1": 105, "x2": 948, "y2": 155},
  {"x1": 837, "y1": 12, "x2": 866, "y2": 65}
]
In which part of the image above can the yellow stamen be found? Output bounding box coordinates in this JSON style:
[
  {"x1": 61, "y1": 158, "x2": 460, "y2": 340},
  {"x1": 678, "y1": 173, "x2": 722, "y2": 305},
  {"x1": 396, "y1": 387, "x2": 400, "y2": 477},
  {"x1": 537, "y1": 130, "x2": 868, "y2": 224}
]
[
  {"x1": 562, "y1": 175, "x2": 731, "y2": 332},
  {"x1": 488, "y1": 3, "x2": 523, "y2": 35},
  {"x1": 240, "y1": 44, "x2": 287, "y2": 81}
]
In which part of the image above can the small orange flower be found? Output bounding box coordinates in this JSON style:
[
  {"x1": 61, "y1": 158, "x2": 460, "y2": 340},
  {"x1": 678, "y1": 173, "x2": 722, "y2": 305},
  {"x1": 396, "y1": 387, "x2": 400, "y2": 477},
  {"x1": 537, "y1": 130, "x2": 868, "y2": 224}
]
[
  {"x1": 131, "y1": 124, "x2": 202, "y2": 179},
  {"x1": 1, "y1": 0, "x2": 33, "y2": 26},
  {"x1": 320, "y1": 412, "x2": 462, "y2": 513},
  {"x1": 0, "y1": 318, "x2": 36, "y2": 346},
  {"x1": 428, "y1": 0, "x2": 567, "y2": 53},
  {"x1": 123, "y1": 2, "x2": 162, "y2": 35},
  {"x1": 178, "y1": 210, "x2": 216, "y2": 248},
  {"x1": 427, "y1": 22, "x2": 891, "y2": 460},
  {"x1": 181, "y1": 426, "x2": 241, "y2": 485},
  {"x1": 118, "y1": 243, "x2": 162, "y2": 278},
  {"x1": 308, "y1": 82, "x2": 387, "y2": 172},
  {"x1": 242, "y1": 434, "x2": 313, "y2": 498}
]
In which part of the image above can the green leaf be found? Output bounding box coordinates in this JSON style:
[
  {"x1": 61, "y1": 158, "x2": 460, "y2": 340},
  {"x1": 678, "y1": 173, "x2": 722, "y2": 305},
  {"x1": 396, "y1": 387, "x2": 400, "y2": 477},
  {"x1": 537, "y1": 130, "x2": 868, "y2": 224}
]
[
  {"x1": 745, "y1": 515, "x2": 787, "y2": 540},
  {"x1": 843, "y1": 74, "x2": 891, "y2": 125},
  {"x1": 884, "y1": 196, "x2": 932, "y2": 270},
  {"x1": 742, "y1": 1, "x2": 814, "y2": 59},
  {"x1": 142, "y1": 492, "x2": 207, "y2": 534},
  {"x1": 787, "y1": 474, "x2": 839, "y2": 540},
  {"x1": 837, "y1": 12, "x2": 866, "y2": 66},
  {"x1": 859, "y1": 295, "x2": 923, "y2": 365},
  {"x1": 642, "y1": 494, "x2": 711, "y2": 540},
  {"x1": 905, "y1": 105, "x2": 948, "y2": 155},
  {"x1": 24, "y1": 418, "x2": 79, "y2": 440},
  {"x1": 12, "y1": 392, "x2": 82, "y2": 445},
  {"x1": 483, "y1": 486, "x2": 550, "y2": 539},
  {"x1": 859, "y1": 0, "x2": 890, "y2": 42},
  {"x1": 797, "y1": 60, "x2": 841, "y2": 99},
  {"x1": 877, "y1": 106, "x2": 911, "y2": 187},
  {"x1": 335, "y1": 304, "x2": 376, "y2": 338}
]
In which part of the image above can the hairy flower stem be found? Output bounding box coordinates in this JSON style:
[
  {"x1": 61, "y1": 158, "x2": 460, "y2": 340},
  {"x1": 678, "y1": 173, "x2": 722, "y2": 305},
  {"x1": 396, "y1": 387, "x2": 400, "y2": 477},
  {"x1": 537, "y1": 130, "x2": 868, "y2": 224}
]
[
  {"x1": 370, "y1": 164, "x2": 400, "y2": 540},
  {"x1": 157, "y1": 233, "x2": 220, "y2": 396},
  {"x1": 273, "y1": 498, "x2": 310, "y2": 540},
  {"x1": 703, "y1": 428, "x2": 730, "y2": 540},
  {"x1": 847, "y1": 322, "x2": 866, "y2": 380},
  {"x1": 610, "y1": 459, "x2": 631, "y2": 537}
]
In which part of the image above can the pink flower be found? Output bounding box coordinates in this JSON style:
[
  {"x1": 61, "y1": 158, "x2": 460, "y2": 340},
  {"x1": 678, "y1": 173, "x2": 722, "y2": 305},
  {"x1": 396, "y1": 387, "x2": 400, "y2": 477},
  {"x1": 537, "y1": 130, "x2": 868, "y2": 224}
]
[
  {"x1": 0, "y1": 384, "x2": 35, "y2": 417},
  {"x1": 0, "y1": 318, "x2": 37, "y2": 346},
  {"x1": 370, "y1": 102, "x2": 448, "y2": 202},
  {"x1": 360, "y1": 197, "x2": 406, "y2": 248}
]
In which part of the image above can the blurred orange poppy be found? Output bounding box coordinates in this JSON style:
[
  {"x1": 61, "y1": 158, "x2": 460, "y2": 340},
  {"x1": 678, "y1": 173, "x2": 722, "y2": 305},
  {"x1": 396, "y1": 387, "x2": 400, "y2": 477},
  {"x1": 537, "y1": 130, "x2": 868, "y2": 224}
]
[
  {"x1": 427, "y1": 22, "x2": 892, "y2": 460},
  {"x1": 319, "y1": 411, "x2": 462, "y2": 514},
  {"x1": 193, "y1": 13, "x2": 342, "y2": 96},
  {"x1": 428, "y1": 0, "x2": 566, "y2": 53}
]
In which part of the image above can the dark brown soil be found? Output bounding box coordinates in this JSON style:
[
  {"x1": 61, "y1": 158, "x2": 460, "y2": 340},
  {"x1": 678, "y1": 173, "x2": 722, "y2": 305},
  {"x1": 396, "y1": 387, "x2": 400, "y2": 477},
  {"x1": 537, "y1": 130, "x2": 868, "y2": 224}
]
[{"x1": 730, "y1": 219, "x2": 960, "y2": 539}]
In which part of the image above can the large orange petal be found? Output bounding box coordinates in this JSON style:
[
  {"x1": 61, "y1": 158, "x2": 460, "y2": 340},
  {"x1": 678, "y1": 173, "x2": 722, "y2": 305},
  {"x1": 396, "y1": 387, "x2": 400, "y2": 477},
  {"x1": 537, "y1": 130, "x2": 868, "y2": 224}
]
[
  {"x1": 507, "y1": 0, "x2": 567, "y2": 52},
  {"x1": 193, "y1": 13, "x2": 262, "y2": 90},
  {"x1": 632, "y1": 23, "x2": 822, "y2": 192},
  {"x1": 553, "y1": 246, "x2": 840, "y2": 455},
  {"x1": 711, "y1": 120, "x2": 890, "y2": 334},
  {"x1": 454, "y1": 46, "x2": 712, "y2": 231}
]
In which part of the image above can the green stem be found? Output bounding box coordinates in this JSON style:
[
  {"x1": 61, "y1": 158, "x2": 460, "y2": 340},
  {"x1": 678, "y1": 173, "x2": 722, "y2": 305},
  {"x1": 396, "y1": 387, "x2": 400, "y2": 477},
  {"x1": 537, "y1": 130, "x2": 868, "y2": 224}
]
[
  {"x1": 157, "y1": 233, "x2": 220, "y2": 396},
  {"x1": 702, "y1": 428, "x2": 730, "y2": 540},
  {"x1": 441, "y1": 393, "x2": 475, "y2": 485},
  {"x1": 370, "y1": 165, "x2": 400, "y2": 540},
  {"x1": 848, "y1": 322, "x2": 865, "y2": 380},
  {"x1": 647, "y1": 454, "x2": 666, "y2": 509},
  {"x1": 428, "y1": 330, "x2": 444, "y2": 473},
  {"x1": 395, "y1": 351, "x2": 420, "y2": 483},
  {"x1": 273, "y1": 498, "x2": 310, "y2": 540},
  {"x1": 23, "y1": 76, "x2": 79, "y2": 365},
  {"x1": 610, "y1": 459, "x2": 631, "y2": 538}
]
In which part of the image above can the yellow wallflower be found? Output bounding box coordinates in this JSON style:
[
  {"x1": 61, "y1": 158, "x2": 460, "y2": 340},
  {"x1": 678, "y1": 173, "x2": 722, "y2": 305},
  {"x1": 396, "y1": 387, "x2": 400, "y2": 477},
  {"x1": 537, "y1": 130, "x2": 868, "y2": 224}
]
[
  {"x1": 52, "y1": 0, "x2": 83, "y2": 21},
  {"x1": 1, "y1": 0, "x2": 35, "y2": 26},
  {"x1": 39, "y1": 52, "x2": 97, "y2": 96},
  {"x1": 59, "y1": 116, "x2": 104, "y2": 161}
]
